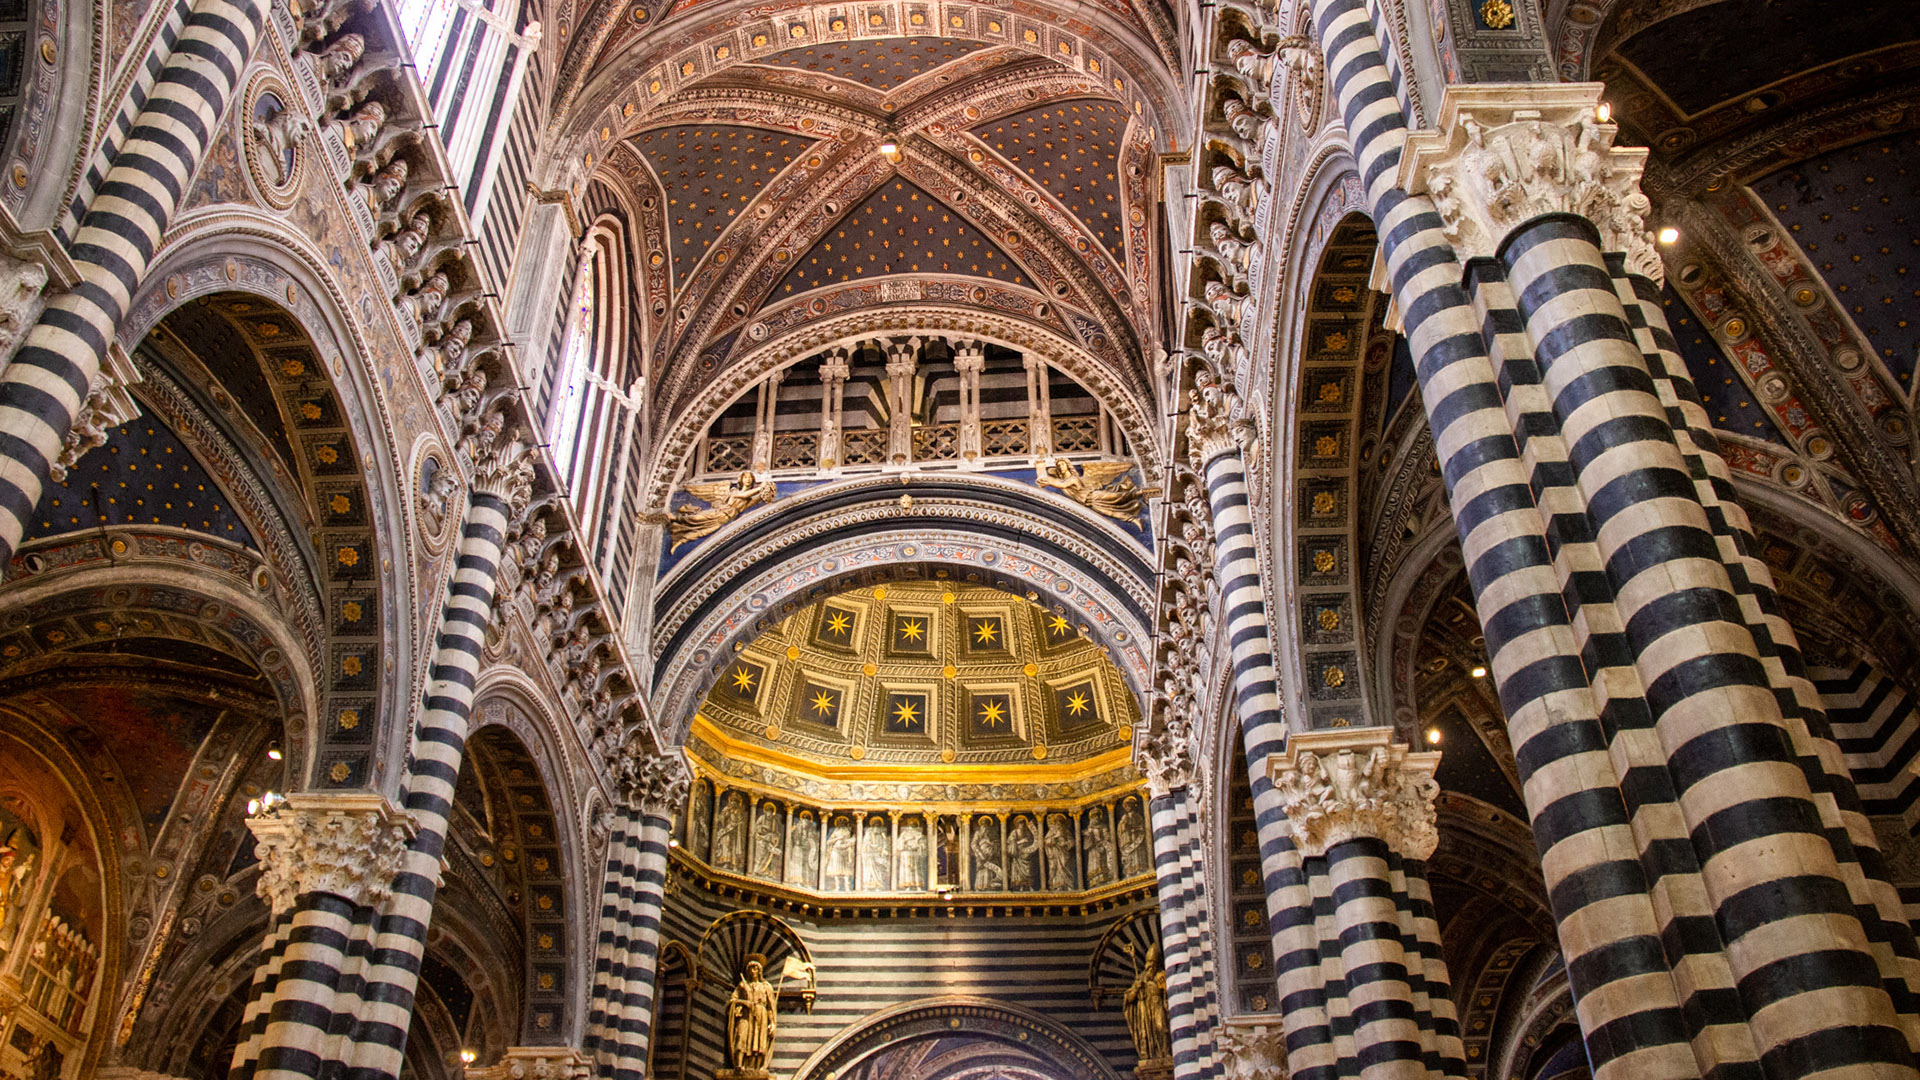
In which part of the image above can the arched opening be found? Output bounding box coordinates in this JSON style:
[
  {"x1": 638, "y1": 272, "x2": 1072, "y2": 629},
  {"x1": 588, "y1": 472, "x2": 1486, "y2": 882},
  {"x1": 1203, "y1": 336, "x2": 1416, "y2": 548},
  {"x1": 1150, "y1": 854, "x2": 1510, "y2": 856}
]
[{"x1": 0, "y1": 728, "x2": 110, "y2": 1080}]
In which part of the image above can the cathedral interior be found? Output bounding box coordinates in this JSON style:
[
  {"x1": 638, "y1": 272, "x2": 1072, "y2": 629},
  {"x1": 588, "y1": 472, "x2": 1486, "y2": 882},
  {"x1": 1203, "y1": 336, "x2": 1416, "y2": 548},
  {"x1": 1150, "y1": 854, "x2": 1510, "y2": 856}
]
[{"x1": 0, "y1": 0, "x2": 1914, "y2": 1077}]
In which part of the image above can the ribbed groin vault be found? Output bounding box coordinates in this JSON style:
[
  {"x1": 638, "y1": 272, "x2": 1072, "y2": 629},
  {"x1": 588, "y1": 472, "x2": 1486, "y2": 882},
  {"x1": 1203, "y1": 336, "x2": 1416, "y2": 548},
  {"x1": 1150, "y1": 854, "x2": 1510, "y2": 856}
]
[{"x1": 0, "y1": 0, "x2": 1916, "y2": 1078}]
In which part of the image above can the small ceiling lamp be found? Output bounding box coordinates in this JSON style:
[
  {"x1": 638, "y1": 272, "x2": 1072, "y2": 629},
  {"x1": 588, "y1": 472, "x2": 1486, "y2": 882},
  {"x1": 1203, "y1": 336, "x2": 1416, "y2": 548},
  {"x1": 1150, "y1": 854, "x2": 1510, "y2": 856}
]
[
  {"x1": 1470, "y1": 665, "x2": 1488, "y2": 679},
  {"x1": 1425, "y1": 727, "x2": 1442, "y2": 745},
  {"x1": 1656, "y1": 226, "x2": 1681, "y2": 245},
  {"x1": 1593, "y1": 101, "x2": 1612, "y2": 123},
  {"x1": 460, "y1": 1049, "x2": 477, "y2": 1066},
  {"x1": 267, "y1": 741, "x2": 283, "y2": 762},
  {"x1": 878, "y1": 132, "x2": 902, "y2": 163}
]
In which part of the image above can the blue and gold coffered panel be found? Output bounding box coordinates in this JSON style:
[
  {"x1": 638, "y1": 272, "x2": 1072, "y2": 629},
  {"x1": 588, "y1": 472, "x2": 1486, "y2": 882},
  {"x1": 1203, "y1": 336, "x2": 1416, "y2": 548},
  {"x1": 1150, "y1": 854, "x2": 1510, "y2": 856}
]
[{"x1": 690, "y1": 580, "x2": 1138, "y2": 771}]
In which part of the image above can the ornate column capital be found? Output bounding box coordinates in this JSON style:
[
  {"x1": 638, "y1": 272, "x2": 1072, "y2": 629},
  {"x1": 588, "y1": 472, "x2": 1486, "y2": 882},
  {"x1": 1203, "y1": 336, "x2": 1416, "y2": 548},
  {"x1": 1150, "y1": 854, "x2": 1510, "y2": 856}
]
[
  {"x1": 952, "y1": 342, "x2": 986, "y2": 375},
  {"x1": 614, "y1": 746, "x2": 692, "y2": 817},
  {"x1": 1398, "y1": 82, "x2": 1661, "y2": 283},
  {"x1": 1265, "y1": 727, "x2": 1440, "y2": 860},
  {"x1": 884, "y1": 337, "x2": 920, "y2": 376},
  {"x1": 1216, "y1": 1020, "x2": 1288, "y2": 1080},
  {"x1": 464, "y1": 1047, "x2": 590, "y2": 1080},
  {"x1": 247, "y1": 793, "x2": 416, "y2": 915},
  {"x1": 818, "y1": 348, "x2": 851, "y2": 382},
  {"x1": 1185, "y1": 366, "x2": 1253, "y2": 469},
  {"x1": 1134, "y1": 720, "x2": 1196, "y2": 799}
]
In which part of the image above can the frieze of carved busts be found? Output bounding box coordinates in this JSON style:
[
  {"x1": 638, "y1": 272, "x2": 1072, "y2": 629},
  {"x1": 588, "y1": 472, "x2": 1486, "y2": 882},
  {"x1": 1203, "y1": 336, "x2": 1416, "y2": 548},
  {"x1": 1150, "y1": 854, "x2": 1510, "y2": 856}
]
[
  {"x1": 247, "y1": 793, "x2": 416, "y2": 915},
  {"x1": 1266, "y1": 727, "x2": 1440, "y2": 860},
  {"x1": 1186, "y1": 366, "x2": 1253, "y2": 469},
  {"x1": 1398, "y1": 82, "x2": 1660, "y2": 283}
]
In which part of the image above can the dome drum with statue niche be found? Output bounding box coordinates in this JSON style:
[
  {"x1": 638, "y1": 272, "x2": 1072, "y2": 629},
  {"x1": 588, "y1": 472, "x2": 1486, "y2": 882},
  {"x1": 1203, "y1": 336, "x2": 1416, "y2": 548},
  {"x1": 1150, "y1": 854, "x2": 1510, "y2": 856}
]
[{"x1": 676, "y1": 580, "x2": 1156, "y2": 905}]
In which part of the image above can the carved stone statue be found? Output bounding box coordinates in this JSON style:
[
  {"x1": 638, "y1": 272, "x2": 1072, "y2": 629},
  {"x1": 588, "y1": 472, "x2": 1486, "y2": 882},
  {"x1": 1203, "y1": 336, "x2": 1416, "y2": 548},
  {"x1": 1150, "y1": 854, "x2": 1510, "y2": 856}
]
[
  {"x1": 1118, "y1": 801, "x2": 1150, "y2": 879},
  {"x1": 1043, "y1": 814, "x2": 1076, "y2": 890},
  {"x1": 670, "y1": 472, "x2": 777, "y2": 550},
  {"x1": 863, "y1": 819, "x2": 890, "y2": 890},
  {"x1": 314, "y1": 32, "x2": 365, "y2": 83},
  {"x1": 712, "y1": 793, "x2": 746, "y2": 871},
  {"x1": 786, "y1": 812, "x2": 818, "y2": 886},
  {"x1": 1084, "y1": 808, "x2": 1117, "y2": 887},
  {"x1": 724, "y1": 958, "x2": 779, "y2": 1075},
  {"x1": 380, "y1": 211, "x2": 432, "y2": 266},
  {"x1": 750, "y1": 803, "x2": 783, "y2": 879},
  {"x1": 897, "y1": 818, "x2": 926, "y2": 890},
  {"x1": 415, "y1": 462, "x2": 460, "y2": 539},
  {"x1": 1123, "y1": 944, "x2": 1173, "y2": 1067},
  {"x1": 360, "y1": 157, "x2": 409, "y2": 214},
  {"x1": 250, "y1": 102, "x2": 311, "y2": 187},
  {"x1": 1006, "y1": 815, "x2": 1039, "y2": 890},
  {"x1": 340, "y1": 99, "x2": 387, "y2": 152},
  {"x1": 970, "y1": 819, "x2": 1003, "y2": 891},
  {"x1": 824, "y1": 818, "x2": 856, "y2": 890},
  {"x1": 1035, "y1": 457, "x2": 1159, "y2": 522}
]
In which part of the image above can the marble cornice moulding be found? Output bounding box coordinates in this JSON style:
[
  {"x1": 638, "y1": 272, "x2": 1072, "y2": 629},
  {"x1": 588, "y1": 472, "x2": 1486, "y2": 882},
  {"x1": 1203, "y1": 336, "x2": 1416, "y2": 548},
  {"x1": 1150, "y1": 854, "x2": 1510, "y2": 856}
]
[
  {"x1": 247, "y1": 792, "x2": 417, "y2": 915},
  {"x1": 1265, "y1": 726, "x2": 1440, "y2": 860},
  {"x1": 1397, "y1": 81, "x2": 1661, "y2": 284}
]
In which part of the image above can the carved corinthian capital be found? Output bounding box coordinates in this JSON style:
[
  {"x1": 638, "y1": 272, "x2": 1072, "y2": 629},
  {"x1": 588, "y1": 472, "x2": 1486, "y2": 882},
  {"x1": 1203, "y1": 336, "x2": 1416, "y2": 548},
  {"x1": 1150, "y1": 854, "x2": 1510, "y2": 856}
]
[
  {"x1": 1399, "y1": 82, "x2": 1662, "y2": 284},
  {"x1": 1135, "y1": 719, "x2": 1196, "y2": 799},
  {"x1": 1265, "y1": 727, "x2": 1440, "y2": 859},
  {"x1": 1185, "y1": 365, "x2": 1253, "y2": 469},
  {"x1": 1216, "y1": 1020, "x2": 1289, "y2": 1079},
  {"x1": 247, "y1": 793, "x2": 416, "y2": 915},
  {"x1": 615, "y1": 746, "x2": 692, "y2": 817},
  {"x1": 464, "y1": 1047, "x2": 590, "y2": 1080}
]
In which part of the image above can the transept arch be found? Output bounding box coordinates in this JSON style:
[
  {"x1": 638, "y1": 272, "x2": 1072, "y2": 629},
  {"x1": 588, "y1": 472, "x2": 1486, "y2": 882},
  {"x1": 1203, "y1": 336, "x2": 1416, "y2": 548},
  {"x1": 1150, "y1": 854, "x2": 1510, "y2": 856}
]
[
  {"x1": 119, "y1": 224, "x2": 418, "y2": 793},
  {"x1": 648, "y1": 476, "x2": 1156, "y2": 733}
]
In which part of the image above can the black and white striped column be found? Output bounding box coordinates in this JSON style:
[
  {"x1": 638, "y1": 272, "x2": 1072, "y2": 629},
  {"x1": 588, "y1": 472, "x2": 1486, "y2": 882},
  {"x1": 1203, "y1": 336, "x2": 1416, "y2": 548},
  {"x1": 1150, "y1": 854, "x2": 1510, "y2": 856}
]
[
  {"x1": 236, "y1": 795, "x2": 415, "y2": 1080},
  {"x1": 1268, "y1": 728, "x2": 1462, "y2": 1080},
  {"x1": 0, "y1": 0, "x2": 268, "y2": 564},
  {"x1": 1147, "y1": 781, "x2": 1222, "y2": 1079},
  {"x1": 338, "y1": 460, "x2": 527, "y2": 1080},
  {"x1": 1306, "y1": 5, "x2": 1708, "y2": 1075},
  {"x1": 1185, "y1": 394, "x2": 1329, "y2": 1077},
  {"x1": 585, "y1": 755, "x2": 686, "y2": 1079},
  {"x1": 1500, "y1": 214, "x2": 1918, "y2": 1073}
]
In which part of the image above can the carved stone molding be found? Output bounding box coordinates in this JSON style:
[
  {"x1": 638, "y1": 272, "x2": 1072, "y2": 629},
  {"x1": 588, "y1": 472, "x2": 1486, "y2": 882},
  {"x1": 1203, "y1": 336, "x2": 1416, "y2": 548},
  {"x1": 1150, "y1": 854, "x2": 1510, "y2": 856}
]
[
  {"x1": 1186, "y1": 366, "x2": 1254, "y2": 469},
  {"x1": 1215, "y1": 1019, "x2": 1288, "y2": 1079},
  {"x1": 1265, "y1": 727, "x2": 1440, "y2": 859},
  {"x1": 247, "y1": 793, "x2": 417, "y2": 915},
  {"x1": 1399, "y1": 82, "x2": 1661, "y2": 283},
  {"x1": 464, "y1": 1047, "x2": 590, "y2": 1080}
]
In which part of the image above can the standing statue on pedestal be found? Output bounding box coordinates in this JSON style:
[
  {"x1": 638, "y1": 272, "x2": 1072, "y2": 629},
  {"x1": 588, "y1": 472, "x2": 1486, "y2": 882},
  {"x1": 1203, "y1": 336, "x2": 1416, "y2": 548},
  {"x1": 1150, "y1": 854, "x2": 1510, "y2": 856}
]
[
  {"x1": 724, "y1": 957, "x2": 779, "y2": 1077},
  {"x1": 1123, "y1": 943, "x2": 1173, "y2": 1078}
]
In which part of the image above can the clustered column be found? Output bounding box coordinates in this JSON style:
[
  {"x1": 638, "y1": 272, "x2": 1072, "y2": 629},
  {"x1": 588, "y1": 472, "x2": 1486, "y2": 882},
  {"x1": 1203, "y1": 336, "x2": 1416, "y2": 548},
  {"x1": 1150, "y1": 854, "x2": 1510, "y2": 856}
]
[
  {"x1": 584, "y1": 752, "x2": 690, "y2": 1079},
  {"x1": 1138, "y1": 736, "x2": 1223, "y2": 1079},
  {"x1": 1267, "y1": 730, "x2": 1461, "y2": 1080},
  {"x1": 1310, "y1": 0, "x2": 1920, "y2": 1071}
]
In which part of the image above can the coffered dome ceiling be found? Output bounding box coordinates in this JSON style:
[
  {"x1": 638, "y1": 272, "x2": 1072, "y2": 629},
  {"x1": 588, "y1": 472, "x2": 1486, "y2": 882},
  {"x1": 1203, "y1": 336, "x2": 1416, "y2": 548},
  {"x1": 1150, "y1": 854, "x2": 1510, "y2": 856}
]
[{"x1": 689, "y1": 581, "x2": 1139, "y2": 783}]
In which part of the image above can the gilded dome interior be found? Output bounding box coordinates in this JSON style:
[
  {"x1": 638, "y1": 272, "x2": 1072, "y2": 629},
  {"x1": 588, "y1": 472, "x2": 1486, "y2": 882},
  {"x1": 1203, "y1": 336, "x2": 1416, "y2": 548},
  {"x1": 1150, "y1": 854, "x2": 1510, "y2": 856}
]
[{"x1": 690, "y1": 581, "x2": 1140, "y2": 779}]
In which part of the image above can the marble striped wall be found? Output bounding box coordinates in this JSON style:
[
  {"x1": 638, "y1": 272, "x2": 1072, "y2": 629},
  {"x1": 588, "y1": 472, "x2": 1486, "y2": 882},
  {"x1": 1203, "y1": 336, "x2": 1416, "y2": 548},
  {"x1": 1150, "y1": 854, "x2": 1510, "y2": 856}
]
[{"x1": 655, "y1": 882, "x2": 1148, "y2": 1079}]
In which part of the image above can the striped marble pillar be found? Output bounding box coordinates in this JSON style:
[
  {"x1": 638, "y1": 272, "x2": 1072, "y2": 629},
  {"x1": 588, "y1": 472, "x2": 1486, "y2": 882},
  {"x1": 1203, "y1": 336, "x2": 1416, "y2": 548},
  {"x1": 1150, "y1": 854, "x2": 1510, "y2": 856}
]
[
  {"x1": 0, "y1": 0, "x2": 268, "y2": 565},
  {"x1": 1305, "y1": 4, "x2": 1708, "y2": 1076},
  {"x1": 233, "y1": 795, "x2": 415, "y2": 1080},
  {"x1": 336, "y1": 443, "x2": 534, "y2": 1080},
  {"x1": 1143, "y1": 754, "x2": 1221, "y2": 1080},
  {"x1": 586, "y1": 754, "x2": 687, "y2": 1079},
  {"x1": 1268, "y1": 728, "x2": 1460, "y2": 1080},
  {"x1": 1184, "y1": 377, "x2": 1329, "y2": 1076},
  {"x1": 1390, "y1": 78, "x2": 1920, "y2": 1074}
]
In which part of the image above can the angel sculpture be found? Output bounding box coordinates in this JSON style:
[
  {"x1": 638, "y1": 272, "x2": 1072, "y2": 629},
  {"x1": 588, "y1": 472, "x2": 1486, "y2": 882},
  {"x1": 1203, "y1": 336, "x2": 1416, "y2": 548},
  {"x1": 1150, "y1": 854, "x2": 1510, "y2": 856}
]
[
  {"x1": 1035, "y1": 457, "x2": 1160, "y2": 522},
  {"x1": 670, "y1": 472, "x2": 776, "y2": 550}
]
